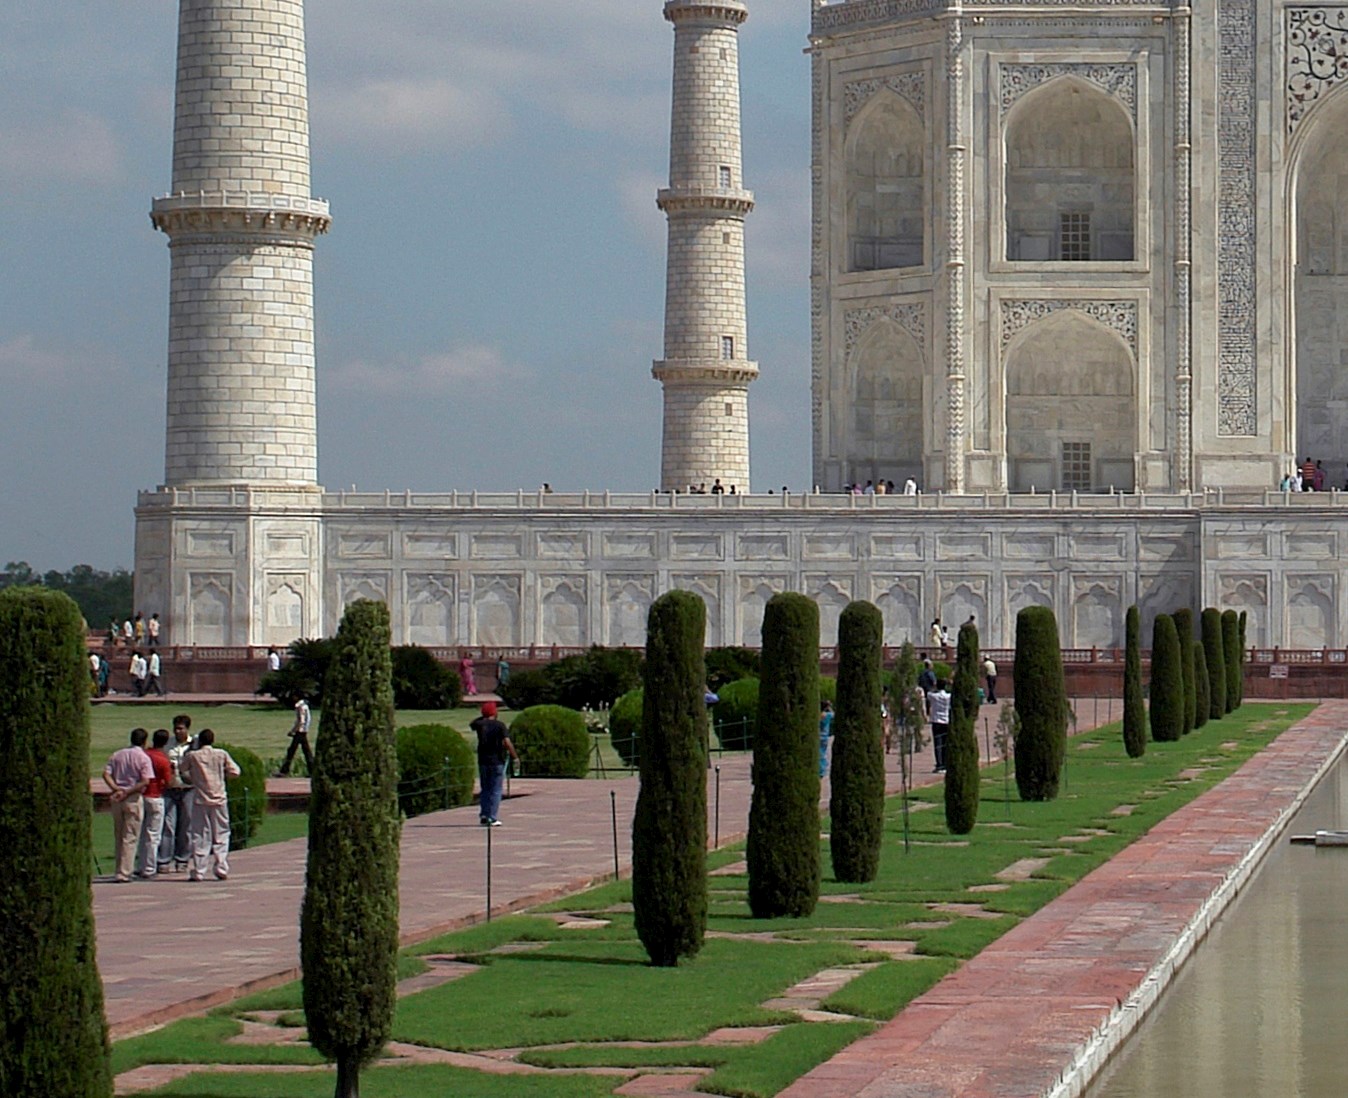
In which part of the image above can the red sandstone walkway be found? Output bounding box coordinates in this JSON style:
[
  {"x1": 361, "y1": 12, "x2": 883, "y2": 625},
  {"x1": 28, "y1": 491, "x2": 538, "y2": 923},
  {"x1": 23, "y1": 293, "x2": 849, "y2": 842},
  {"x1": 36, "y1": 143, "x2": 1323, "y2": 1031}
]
[
  {"x1": 776, "y1": 701, "x2": 1348, "y2": 1098},
  {"x1": 98, "y1": 696, "x2": 1089, "y2": 1038}
]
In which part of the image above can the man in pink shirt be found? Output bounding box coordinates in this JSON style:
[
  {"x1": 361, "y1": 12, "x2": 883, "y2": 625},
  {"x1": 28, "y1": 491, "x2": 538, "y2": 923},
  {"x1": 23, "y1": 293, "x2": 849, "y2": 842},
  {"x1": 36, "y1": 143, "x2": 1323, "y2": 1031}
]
[
  {"x1": 103, "y1": 728, "x2": 155, "y2": 882},
  {"x1": 180, "y1": 728, "x2": 241, "y2": 881}
]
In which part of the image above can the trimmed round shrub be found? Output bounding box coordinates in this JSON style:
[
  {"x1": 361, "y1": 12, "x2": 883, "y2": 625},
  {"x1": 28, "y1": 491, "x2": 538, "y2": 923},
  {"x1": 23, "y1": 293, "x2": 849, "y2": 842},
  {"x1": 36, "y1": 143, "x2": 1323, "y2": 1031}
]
[
  {"x1": 1123, "y1": 605, "x2": 1146, "y2": 758},
  {"x1": 1013, "y1": 606, "x2": 1067, "y2": 801},
  {"x1": 1202, "y1": 608, "x2": 1226, "y2": 720},
  {"x1": 391, "y1": 647, "x2": 462, "y2": 710},
  {"x1": 1148, "y1": 615, "x2": 1183, "y2": 743},
  {"x1": 219, "y1": 741, "x2": 267, "y2": 848},
  {"x1": 712, "y1": 677, "x2": 759, "y2": 750},
  {"x1": 608, "y1": 688, "x2": 643, "y2": 767},
  {"x1": 396, "y1": 723, "x2": 475, "y2": 817},
  {"x1": 747, "y1": 592, "x2": 821, "y2": 919},
  {"x1": 498, "y1": 666, "x2": 556, "y2": 711},
  {"x1": 510, "y1": 705, "x2": 591, "y2": 778},
  {"x1": 830, "y1": 601, "x2": 885, "y2": 881}
]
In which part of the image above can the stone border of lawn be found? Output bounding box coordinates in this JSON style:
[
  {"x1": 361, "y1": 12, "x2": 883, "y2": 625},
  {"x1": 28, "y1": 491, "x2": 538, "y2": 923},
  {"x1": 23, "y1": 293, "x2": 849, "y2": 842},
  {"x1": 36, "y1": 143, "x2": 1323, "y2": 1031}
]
[{"x1": 778, "y1": 702, "x2": 1348, "y2": 1098}]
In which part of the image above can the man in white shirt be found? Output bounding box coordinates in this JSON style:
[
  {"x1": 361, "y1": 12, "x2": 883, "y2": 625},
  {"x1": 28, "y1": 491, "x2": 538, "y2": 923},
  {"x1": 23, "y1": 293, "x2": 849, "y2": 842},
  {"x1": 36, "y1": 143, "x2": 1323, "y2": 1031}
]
[
  {"x1": 159, "y1": 715, "x2": 196, "y2": 873},
  {"x1": 145, "y1": 650, "x2": 165, "y2": 696},
  {"x1": 927, "y1": 680, "x2": 952, "y2": 772},
  {"x1": 180, "y1": 728, "x2": 241, "y2": 881},
  {"x1": 129, "y1": 650, "x2": 148, "y2": 697},
  {"x1": 278, "y1": 695, "x2": 313, "y2": 776}
]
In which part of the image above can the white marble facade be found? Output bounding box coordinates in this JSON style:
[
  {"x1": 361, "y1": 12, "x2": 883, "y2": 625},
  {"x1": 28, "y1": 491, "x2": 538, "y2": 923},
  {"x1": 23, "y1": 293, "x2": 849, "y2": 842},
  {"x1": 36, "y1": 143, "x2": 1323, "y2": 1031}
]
[
  {"x1": 810, "y1": 0, "x2": 1348, "y2": 497},
  {"x1": 134, "y1": 488, "x2": 1348, "y2": 651}
]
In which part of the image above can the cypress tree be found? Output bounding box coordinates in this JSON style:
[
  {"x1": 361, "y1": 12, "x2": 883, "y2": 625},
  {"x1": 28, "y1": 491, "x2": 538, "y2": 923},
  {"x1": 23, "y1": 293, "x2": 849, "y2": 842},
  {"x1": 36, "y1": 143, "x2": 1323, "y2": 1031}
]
[
  {"x1": 633, "y1": 590, "x2": 708, "y2": 965},
  {"x1": 1223, "y1": 609, "x2": 1241, "y2": 712},
  {"x1": 1202, "y1": 608, "x2": 1226, "y2": 719},
  {"x1": 1237, "y1": 611, "x2": 1248, "y2": 706},
  {"x1": 1013, "y1": 606, "x2": 1067, "y2": 801},
  {"x1": 747, "y1": 592, "x2": 821, "y2": 918},
  {"x1": 0, "y1": 588, "x2": 111, "y2": 1097},
  {"x1": 1172, "y1": 608, "x2": 1196, "y2": 735},
  {"x1": 1122, "y1": 604, "x2": 1146, "y2": 758},
  {"x1": 944, "y1": 620, "x2": 982, "y2": 833},
  {"x1": 1149, "y1": 614, "x2": 1183, "y2": 742},
  {"x1": 1193, "y1": 641, "x2": 1210, "y2": 730},
  {"x1": 830, "y1": 601, "x2": 885, "y2": 882},
  {"x1": 301, "y1": 600, "x2": 401, "y2": 1098}
]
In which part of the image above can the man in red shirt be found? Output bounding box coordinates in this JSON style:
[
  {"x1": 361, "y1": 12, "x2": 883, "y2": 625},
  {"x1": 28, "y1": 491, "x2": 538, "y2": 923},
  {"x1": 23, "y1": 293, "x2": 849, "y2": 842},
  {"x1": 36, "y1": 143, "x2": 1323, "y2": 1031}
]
[{"x1": 136, "y1": 729, "x2": 174, "y2": 878}]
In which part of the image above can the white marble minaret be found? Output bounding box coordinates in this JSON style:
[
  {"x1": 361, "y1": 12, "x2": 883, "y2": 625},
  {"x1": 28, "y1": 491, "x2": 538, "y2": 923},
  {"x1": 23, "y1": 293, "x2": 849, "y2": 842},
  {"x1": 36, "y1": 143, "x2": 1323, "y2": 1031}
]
[
  {"x1": 654, "y1": 0, "x2": 758, "y2": 493},
  {"x1": 151, "y1": 0, "x2": 330, "y2": 486}
]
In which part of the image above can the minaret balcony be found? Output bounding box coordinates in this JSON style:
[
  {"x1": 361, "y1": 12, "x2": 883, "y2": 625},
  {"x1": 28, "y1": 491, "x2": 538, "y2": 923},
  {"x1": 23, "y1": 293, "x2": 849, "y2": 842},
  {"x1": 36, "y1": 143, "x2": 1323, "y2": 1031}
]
[
  {"x1": 657, "y1": 186, "x2": 755, "y2": 216},
  {"x1": 653, "y1": 358, "x2": 760, "y2": 385},
  {"x1": 150, "y1": 191, "x2": 332, "y2": 239}
]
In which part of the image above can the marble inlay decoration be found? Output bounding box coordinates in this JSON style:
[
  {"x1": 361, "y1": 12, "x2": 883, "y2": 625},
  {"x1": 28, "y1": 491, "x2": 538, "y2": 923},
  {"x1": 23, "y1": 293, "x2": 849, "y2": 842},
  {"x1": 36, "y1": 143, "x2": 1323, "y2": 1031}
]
[
  {"x1": 999, "y1": 63, "x2": 1137, "y2": 119},
  {"x1": 1288, "y1": 8, "x2": 1348, "y2": 134},
  {"x1": 845, "y1": 70, "x2": 926, "y2": 122},
  {"x1": 1000, "y1": 299, "x2": 1138, "y2": 354},
  {"x1": 845, "y1": 302, "x2": 927, "y2": 357}
]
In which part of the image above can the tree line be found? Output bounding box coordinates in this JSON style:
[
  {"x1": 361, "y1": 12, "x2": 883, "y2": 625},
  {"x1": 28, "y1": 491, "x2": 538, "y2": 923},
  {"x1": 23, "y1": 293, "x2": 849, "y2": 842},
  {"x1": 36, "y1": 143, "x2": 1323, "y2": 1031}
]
[{"x1": 1, "y1": 561, "x2": 133, "y2": 631}]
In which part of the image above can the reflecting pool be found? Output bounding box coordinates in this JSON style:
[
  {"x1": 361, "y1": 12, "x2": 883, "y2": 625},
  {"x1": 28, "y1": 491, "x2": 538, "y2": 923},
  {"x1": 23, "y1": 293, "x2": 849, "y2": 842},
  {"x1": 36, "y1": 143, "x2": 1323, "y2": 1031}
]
[{"x1": 1086, "y1": 755, "x2": 1348, "y2": 1096}]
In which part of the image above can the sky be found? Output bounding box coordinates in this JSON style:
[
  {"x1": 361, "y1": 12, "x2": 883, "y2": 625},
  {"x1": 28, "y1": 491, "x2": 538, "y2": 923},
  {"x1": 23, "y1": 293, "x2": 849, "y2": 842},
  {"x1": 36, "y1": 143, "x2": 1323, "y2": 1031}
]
[{"x1": 0, "y1": 1, "x2": 814, "y2": 572}]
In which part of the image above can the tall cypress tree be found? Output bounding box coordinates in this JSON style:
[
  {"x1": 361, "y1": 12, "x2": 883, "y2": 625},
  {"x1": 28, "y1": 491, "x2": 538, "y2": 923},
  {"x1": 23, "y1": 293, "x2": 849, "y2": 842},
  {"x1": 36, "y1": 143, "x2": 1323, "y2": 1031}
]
[
  {"x1": 0, "y1": 588, "x2": 111, "y2": 1097},
  {"x1": 1013, "y1": 606, "x2": 1067, "y2": 801},
  {"x1": 747, "y1": 593, "x2": 821, "y2": 918},
  {"x1": 633, "y1": 590, "x2": 708, "y2": 965},
  {"x1": 830, "y1": 600, "x2": 885, "y2": 882},
  {"x1": 944, "y1": 620, "x2": 982, "y2": 833},
  {"x1": 301, "y1": 600, "x2": 401, "y2": 1098},
  {"x1": 1122, "y1": 604, "x2": 1146, "y2": 758},
  {"x1": 1193, "y1": 641, "x2": 1210, "y2": 730},
  {"x1": 1172, "y1": 608, "x2": 1196, "y2": 735},
  {"x1": 1237, "y1": 611, "x2": 1248, "y2": 706},
  {"x1": 1223, "y1": 609, "x2": 1241, "y2": 712},
  {"x1": 1149, "y1": 614, "x2": 1183, "y2": 742},
  {"x1": 1202, "y1": 608, "x2": 1226, "y2": 719}
]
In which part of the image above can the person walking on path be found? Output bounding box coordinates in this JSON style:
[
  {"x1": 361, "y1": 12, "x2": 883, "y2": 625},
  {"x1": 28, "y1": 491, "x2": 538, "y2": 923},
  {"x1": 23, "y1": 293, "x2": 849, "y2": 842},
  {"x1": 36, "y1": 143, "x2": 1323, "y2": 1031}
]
[
  {"x1": 145, "y1": 649, "x2": 166, "y2": 696},
  {"x1": 278, "y1": 695, "x2": 313, "y2": 776},
  {"x1": 927, "y1": 679, "x2": 952, "y2": 772},
  {"x1": 135, "y1": 730, "x2": 173, "y2": 877},
  {"x1": 819, "y1": 699, "x2": 835, "y2": 777},
  {"x1": 180, "y1": 728, "x2": 240, "y2": 881},
  {"x1": 129, "y1": 649, "x2": 148, "y2": 696},
  {"x1": 983, "y1": 656, "x2": 998, "y2": 704},
  {"x1": 103, "y1": 728, "x2": 154, "y2": 882},
  {"x1": 469, "y1": 701, "x2": 518, "y2": 826},
  {"x1": 159, "y1": 715, "x2": 195, "y2": 873},
  {"x1": 918, "y1": 658, "x2": 936, "y2": 697},
  {"x1": 147, "y1": 612, "x2": 161, "y2": 649},
  {"x1": 460, "y1": 655, "x2": 478, "y2": 696}
]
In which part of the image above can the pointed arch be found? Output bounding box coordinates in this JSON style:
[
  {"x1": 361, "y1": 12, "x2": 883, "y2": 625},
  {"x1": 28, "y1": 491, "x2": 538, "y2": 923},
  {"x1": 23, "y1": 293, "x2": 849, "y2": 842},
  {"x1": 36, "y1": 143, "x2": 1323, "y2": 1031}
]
[
  {"x1": 1005, "y1": 76, "x2": 1134, "y2": 262},
  {"x1": 846, "y1": 90, "x2": 925, "y2": 271},
  {"x1": 1004, "y1": 309, "x2": 1136, "y2": 492},
  {"x1": 847, "y1": 317, "x2": 924, "y2": 484}
]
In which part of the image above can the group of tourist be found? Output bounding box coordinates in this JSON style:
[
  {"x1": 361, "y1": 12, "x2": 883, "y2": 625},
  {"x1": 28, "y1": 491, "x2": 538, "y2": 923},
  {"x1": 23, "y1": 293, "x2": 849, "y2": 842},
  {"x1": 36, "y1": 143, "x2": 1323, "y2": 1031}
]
[
  {"x1": 842, "y1": 477, "x2": 919, "y2": 496},
  {"x1": 88, "y1": 648, "x2": 166, "y2": 697},
  {"x1": 1280, "y1": 458, "x2": 1347, "y2": 492},
  {"x1": 101, "y1": 715, "x2": 240, "y2": 883},
  {"x1": 106, "y1": 611, "x2": 161, "y2": 649}
]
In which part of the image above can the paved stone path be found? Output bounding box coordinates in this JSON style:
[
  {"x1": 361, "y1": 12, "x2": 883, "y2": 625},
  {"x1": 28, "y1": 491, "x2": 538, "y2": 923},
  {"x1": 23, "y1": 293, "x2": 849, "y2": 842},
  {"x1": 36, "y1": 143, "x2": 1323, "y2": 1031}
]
[
  {"x1": 775, "y1": 701, "x2": 1347, "y2": 1098},
  {"x1": 98, "y1": 697, "x2": 1086, "y2": 1038}
]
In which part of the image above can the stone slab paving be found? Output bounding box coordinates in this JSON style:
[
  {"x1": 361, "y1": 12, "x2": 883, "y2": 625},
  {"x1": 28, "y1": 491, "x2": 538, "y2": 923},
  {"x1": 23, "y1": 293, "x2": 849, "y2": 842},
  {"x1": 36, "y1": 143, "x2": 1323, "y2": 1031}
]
[
  {"x1": 93, "y1": 697, "x2": 1113, "y2": 1039},
  {"x1": 777, "y1": 701, "x2": 1348, "y2": 1098}
]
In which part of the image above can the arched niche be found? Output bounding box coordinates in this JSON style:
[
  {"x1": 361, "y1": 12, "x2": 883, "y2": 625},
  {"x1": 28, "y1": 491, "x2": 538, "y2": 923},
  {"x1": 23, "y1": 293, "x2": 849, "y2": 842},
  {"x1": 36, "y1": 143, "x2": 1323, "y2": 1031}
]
[
  {"x1": 1005, "y1": 78, "x2": 1134, "y2": 262},
  {"x1": 846, "y1": 92, "x2": 925, "y2": 271},
  {"x1": 847, "y1": 319, "x2": 924, "y2": 485},
  {"x1": 1293, "y1": 89, "x2": 1348, "y2": 470},
  {"x1": 1005, "y1": 310, "x2": 1136, "y2": 492}
]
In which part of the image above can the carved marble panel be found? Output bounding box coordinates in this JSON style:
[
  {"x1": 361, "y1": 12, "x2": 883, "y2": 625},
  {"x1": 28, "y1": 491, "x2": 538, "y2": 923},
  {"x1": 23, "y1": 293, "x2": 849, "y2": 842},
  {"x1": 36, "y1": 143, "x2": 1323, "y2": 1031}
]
[
  {"x1": 1000, "y1": 63, "x2": 1137, "y2": 120},
  {"x1": 1137, "y1": 572, "x2": 1192, "y2": 645},
  {"x1": 605, "y1": 575, "x2": 656, "y2": 647},
  {"x1": 1072, "y1": 576, "x2": 1125, "y2": 647},
  {"x1": 264, "y1": 573, "x2": 305, "y2": 646},
  {"x1": 403, "y1": 533, "x2": 460, "y2": 559},
  {"x1": 935, "y1": 533, "x2": 992, "y2": 561},
  {"x1": 1001, "y1": 300, "x2": 1138, "y2": 355},
  {"x1": 738, "y1": 575, "x2": 789, "y2": 647},
  {"x1": 671, "y1": 533, "x2": 724, "y2": 561},
  {"x1": 472, "y1": 574, "x2": 521, "y2": 647},
  {"x1": 540, "y1": 575, "x2": 588, "y2": 647},
  {"x1": 189, "y1": 572, "x2": 233, "y2": 647},
  {"x1": 803, "y1": 533, "x2": 857, "y2": 561},
  {"x1": 1287, "y1": 8, "x2": 1348, "y2": 135},
  {"x1": 406, "y1": 573, "x2": 455, "y2": 646},
  {"x1": 1217, "y1": 573, "x2": 1269, "y2": 646},
  {"x1": 339, "y1": 572, "x2": 389, "y2": 607},
  {"x1": 1140, "y1": 534, "x2": 1195, "y2": 562},
  {"x1": 873, "y1": 575, "x2": 923, "y2": 645},
  {"x1": 1286, "y1": 573, "x2": 1335, "y2": 647},
  {"x1": 336, "y1": 532, "x2": 391, "y2": 559},
  {"x1": 845, "y1": 70, "x2": 926, "y2": 124},
  {"x1": 538, "y1": 532, "x2": 588, "y2": 559},
  {"x1": 672, "y1": 574, "x2": 723, "y2": 647},
  {"x1": 1069, "y1": 532, "x2": 1128, "y2": 560},
  {"x1": 1003, "y1": 533, "x2": 1057, "y2": 561},
  {"x1": 872, "y1": 533, "x2": 924, "y2": 561},
  {"x1": 1214, "y1": 532, "x2": 1272, "y2": 559},
  {"x1": 1007, "y1": 574, "x2": 1055, "y2": 624},
  {"x1": 602, "y1": 531, "x2": 657, "y2": 559},
  {"x1": 1219, "y1": 0, "x2": 1257, "y2": 435},
  {"x1": 187, "y1": 530, "x2": 235, "y2": 558},
  {"x1": 737, "y1": 533, "x2": 792, "y2": 561},
  {"x1": 844, "y1": 303, "x2": 927, "y2": 359},
  {"x1": 1283, "y1": 530, "x2": 1338, "y2": 559},
  {"x1": 471, "y1": 533, "x2": 525, "y2": 560},
  {"x1": 805, "y1": 575, "x2": 853, "y2": 646},
  {"x1": 265, "y1": 533, "x2": 309, "y2": 558},
  {"x1": 937, "y1": 577, "x2": 989, "y2": 635}
]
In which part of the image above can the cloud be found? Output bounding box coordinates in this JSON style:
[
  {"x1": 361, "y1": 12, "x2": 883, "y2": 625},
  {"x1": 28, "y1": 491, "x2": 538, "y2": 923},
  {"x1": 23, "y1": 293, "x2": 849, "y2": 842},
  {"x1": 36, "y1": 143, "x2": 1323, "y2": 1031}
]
[
  {"x1": 320, "y1": 78, "x2": 511, "y2": 152},
  {"x1": 0, "y1": 111, "x2": 124, "y2": 186},
  {"x1": 327, "y1": 345, "x2": 525, "y2": 394}
]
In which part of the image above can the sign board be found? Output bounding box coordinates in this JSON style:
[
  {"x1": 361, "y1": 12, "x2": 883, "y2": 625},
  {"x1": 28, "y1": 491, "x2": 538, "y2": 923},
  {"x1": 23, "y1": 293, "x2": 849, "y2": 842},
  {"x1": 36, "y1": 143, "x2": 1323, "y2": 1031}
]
[{"x1": 1269, "y1": 664, "x2": 1290, "y2": 679}]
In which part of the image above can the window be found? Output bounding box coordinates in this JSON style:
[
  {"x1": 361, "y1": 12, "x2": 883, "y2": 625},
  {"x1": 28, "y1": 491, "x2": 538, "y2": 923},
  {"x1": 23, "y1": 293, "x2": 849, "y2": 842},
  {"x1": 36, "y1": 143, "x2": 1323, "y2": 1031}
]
[
  {"x1": 721, "y1": 336, "x2": 734, "y2": 360},
  {"x1": 1062, "y1": 442, "x2": 1092, "y2": 492},
  {"x1": 719, "y1": 165, "x2": 732, "y2": 188},
  {"x1": 1059, "y1": 212, "x2": 1091, "y2": 261},
  {"x1": 725, "y1": 402, "x2": 734, "y2": 416}
]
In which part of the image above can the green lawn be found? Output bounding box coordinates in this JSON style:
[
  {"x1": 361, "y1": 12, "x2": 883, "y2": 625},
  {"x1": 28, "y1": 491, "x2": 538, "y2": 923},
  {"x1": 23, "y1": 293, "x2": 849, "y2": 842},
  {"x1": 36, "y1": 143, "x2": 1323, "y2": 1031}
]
[{"x1": 111, "y1": 703, "x2": 1312, "y2": 1098}]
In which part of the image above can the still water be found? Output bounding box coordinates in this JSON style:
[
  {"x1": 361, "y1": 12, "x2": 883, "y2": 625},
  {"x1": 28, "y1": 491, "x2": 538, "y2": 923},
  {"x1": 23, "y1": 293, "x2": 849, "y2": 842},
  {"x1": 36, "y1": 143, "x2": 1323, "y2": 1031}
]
[{"x1": 1086, "y1": 755, "x2": 1348, "y2": 1097}]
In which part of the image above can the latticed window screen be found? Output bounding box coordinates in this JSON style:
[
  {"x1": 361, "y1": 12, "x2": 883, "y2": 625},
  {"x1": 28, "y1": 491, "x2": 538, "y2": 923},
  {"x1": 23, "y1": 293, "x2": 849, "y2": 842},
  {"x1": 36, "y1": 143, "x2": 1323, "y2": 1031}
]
[
  {"x1": 1062, "y1": 442, "x2": 1092, "y2": 492},
  {"x1": 1059, "y1": 212, "x2": 1091, "y2": 261}
]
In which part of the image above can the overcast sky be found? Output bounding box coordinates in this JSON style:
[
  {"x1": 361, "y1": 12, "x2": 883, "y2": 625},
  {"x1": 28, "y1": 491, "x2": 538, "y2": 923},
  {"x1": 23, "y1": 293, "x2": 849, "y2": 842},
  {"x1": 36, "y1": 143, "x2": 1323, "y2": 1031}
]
[{"x1": 0, "y1": 1, "x2": 813, "y2": 571}]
